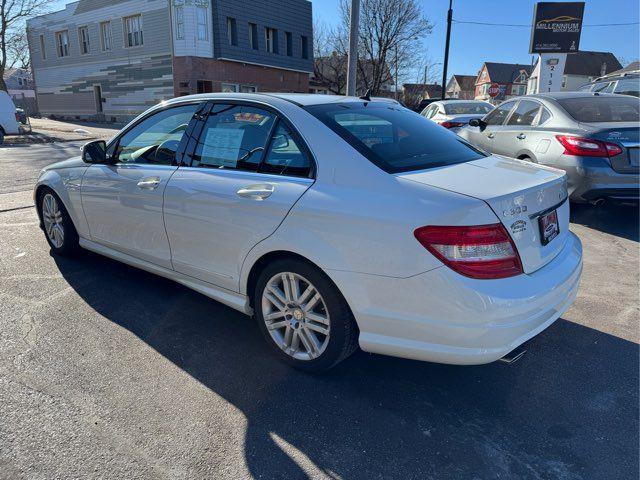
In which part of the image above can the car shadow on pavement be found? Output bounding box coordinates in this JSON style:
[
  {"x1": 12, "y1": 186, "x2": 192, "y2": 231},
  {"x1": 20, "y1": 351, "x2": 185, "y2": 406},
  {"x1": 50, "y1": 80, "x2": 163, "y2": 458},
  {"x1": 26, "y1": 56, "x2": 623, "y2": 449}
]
[
  {"x1": 53, "y1": 251, "x2": 639, "y2": 480},
  {"x1": 570, "y1": 202, "x2": 639, "y2": 242}
]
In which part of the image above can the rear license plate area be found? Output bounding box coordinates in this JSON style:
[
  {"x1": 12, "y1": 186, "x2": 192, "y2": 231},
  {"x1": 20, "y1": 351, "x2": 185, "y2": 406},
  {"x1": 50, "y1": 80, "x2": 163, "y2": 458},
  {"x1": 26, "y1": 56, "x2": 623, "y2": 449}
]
[{"x1": 539, "y1": 209, "x2": 559, "y2": 246}]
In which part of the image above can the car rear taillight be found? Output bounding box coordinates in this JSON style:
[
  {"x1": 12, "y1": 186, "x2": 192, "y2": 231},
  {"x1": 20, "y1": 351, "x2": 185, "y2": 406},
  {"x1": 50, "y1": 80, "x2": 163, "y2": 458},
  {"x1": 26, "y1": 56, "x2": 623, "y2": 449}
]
[
  {"x1": 438, "y1": 121, "x2": 465, "y2": 129},
  {"x1": 556, "y1": 135, "x2": 623, "y2": 157},
  {"x1": 414, "y1": 224, "x2": 523, "y2": 279}
]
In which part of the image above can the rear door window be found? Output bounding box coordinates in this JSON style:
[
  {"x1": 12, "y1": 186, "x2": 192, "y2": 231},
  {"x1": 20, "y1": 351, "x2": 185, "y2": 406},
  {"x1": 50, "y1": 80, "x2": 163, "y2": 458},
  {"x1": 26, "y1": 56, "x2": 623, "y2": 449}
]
[
  {"x1": 557, "y1": 96, "x2": 640, "y2": 122},
  {"x1": 506, "y1": 100, "x2": 541, "y2": 126},
  {"x1": 260, "y1": 123, "x2": 312, "y2": 177},
  {"x1": 484, "y1": 101, "x2": 516, "y2": 125},
  {"x1": 615, "y1": 78, "x2": 640, "y2": 97},
  {"x1": 191, "y1": 105, "x2": 276, "y2": 170},
  {"x1": 305, "y1": 102, "x2": 485, "y2": 174}
]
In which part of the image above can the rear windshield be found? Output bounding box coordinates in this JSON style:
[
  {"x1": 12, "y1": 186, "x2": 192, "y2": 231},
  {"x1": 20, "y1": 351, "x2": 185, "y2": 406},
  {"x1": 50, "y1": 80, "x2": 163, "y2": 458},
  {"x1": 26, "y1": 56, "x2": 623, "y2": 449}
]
[
  {"x1": 305, "y1": 102, "x2": 486, "y2": 173},
  {"x1": 443, "y1": 102, "x2": 492, "y2": 115},
  {"x1": 558, "y1": 96, "x2": 640, "y2": 123}
]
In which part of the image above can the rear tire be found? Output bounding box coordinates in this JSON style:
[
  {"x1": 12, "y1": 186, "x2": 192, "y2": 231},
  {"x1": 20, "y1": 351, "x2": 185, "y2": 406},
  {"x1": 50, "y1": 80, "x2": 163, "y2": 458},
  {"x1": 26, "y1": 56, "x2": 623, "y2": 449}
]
[
  {"x1": 254, "y1": 258, "x2": 359, "y2": 372},
  {"x1": 38, "y1": 188, "x2": 79, "y2": 256}
]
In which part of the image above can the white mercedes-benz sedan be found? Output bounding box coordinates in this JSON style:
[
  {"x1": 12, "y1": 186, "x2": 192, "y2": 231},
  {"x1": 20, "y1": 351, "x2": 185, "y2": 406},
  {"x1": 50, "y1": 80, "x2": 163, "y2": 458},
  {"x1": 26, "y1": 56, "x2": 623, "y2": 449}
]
[{"x1": 35, "y1": 93, "x2": 583, "y2": 371}]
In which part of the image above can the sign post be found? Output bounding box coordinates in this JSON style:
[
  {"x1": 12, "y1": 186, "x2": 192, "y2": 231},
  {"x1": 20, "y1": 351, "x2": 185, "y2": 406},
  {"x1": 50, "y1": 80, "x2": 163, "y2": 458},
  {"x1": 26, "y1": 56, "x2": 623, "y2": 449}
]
[{"x1": 530, "y1": 2, "x2": 585, "y2": 94}]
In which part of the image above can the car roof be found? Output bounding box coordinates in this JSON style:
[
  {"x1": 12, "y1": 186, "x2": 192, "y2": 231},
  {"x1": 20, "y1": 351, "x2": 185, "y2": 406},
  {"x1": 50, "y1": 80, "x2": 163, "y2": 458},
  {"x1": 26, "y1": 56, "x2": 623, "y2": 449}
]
[
  {"x1": 437, "y1": 99, "x2": 492, "y2": 104},
  {"x1": 527, "y1": 91, "x2": 635, "y2": 101},
  {"x1": 162, "y1": 92, "x2": 400, "y2": 108}
]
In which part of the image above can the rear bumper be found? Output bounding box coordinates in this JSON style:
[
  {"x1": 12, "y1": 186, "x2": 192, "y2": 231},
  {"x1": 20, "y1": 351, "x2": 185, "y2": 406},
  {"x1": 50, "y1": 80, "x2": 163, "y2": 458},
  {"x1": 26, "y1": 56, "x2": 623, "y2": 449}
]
[
  {"x1": 563, "y1": 161, "x2": 639, "y2": 202},
  {"x1": 328, "y1": 232, "x2": 583, "y2": 365}
]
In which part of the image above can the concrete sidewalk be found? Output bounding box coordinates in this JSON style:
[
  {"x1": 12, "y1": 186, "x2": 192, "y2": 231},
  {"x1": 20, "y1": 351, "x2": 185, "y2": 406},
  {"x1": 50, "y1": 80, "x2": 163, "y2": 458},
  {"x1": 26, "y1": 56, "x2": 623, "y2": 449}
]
[{"x1": 4, "y1": 118, "x2": 122, "y2": 145}]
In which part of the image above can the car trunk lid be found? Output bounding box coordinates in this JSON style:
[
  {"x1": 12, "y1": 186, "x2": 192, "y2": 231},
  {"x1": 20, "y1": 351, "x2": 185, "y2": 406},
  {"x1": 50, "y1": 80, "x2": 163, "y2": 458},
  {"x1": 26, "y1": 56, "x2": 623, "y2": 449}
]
[
  {"x1": 398, "y1": 155, "x2": 569, "y2": 274},
  {"x1": 579, "y1": 123, "x2": 639, "y2": 173}
]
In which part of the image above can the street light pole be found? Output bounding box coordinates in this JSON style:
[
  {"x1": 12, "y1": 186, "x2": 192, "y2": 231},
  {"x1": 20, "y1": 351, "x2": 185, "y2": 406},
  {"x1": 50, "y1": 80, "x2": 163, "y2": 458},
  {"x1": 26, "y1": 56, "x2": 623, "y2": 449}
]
[
  {"x1": 346, "y1": 0, "x2": 361, "y2": 96},
  {"x1": 440, "y1": 0, "x2": 453, "y2": 99}
]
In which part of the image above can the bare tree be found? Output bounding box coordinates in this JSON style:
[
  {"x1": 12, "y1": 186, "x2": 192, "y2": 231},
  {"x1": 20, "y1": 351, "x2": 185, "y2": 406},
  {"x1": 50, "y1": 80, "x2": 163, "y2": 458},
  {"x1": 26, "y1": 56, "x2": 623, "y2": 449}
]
[
  {"x1": 313, "y1": 20, "x2": 348, "y2": 94},
  {"x1": 337, "y1": 0, "x2": 433, "y2": 95},
  {"x1": 7, "y1": 31, "x2": 30, "y2": 70},
  {"x1": 1, "y1": 0, "x2": 48, "y2": 91}
]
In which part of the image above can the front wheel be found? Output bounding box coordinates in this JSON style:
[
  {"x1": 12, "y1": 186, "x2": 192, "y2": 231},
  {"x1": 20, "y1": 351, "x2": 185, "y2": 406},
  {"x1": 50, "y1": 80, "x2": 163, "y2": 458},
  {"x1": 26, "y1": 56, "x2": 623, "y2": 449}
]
[
  {"x1": 39, "y1": 189, "x2": 79, "y2": 256},
  {"x1": 254, "y1": 259, "x2": 359, "y2": 372}
]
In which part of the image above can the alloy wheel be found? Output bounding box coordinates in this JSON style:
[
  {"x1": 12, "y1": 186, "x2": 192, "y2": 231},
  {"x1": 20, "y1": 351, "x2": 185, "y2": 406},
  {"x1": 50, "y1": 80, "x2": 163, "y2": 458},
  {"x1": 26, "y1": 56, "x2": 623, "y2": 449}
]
[
  {"x1": 261, "y1": 272, "x2": 331, "y2": 361},
  {"x1": 42, "y1": 193, "x2": 65, "y2": 249}
]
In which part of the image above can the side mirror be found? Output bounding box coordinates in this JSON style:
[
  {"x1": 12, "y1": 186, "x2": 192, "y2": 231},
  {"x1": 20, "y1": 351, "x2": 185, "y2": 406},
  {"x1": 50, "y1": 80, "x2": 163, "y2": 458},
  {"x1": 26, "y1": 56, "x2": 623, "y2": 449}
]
[
  {"x1": 469, "y1": 118, "x2": 487, "y2": 131},
  {"x1": 82, "y1": 140, "x2": 109, "y2": 164}
]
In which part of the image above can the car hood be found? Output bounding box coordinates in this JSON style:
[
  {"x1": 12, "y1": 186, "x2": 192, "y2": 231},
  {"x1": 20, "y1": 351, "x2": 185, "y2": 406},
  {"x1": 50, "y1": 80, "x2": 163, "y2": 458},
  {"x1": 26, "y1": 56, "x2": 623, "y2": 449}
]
[{"x1": 41, "y1": 156, "x2": 86, "y2": 172}]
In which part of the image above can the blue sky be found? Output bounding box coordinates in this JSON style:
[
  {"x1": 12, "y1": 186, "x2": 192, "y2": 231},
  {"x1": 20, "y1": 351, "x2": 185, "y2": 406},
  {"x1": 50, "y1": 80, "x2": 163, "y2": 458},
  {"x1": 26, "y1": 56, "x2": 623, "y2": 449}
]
[
  {"x1": 50, "y1": 0, "x2": 639, "y2": 80},
  {"x1": 312, "y1": 0, "x2": 640, "y2": 79}
]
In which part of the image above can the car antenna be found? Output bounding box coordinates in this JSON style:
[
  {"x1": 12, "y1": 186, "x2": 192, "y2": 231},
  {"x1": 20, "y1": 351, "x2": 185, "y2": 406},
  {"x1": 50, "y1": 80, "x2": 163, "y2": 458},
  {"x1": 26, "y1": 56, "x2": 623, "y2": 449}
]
[{"x1": 359, "y1": 89, "x2": 372, "y2": 101}]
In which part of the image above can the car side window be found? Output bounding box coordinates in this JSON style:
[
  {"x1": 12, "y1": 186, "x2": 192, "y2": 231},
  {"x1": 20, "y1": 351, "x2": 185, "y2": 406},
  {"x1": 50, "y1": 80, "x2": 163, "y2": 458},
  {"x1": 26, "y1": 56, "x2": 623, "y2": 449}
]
[
  {"x1": 537, "y1": 107, "x2": 552, "y2": 125},
  {"x1": 484, "y1": 101, "x2": 516, "y2": 126},
  {"x1": 114, "y1": 104, "x2": 199, "y2": 165},
  {"x1": 507, "y1": 100, "x2": 541, "y2": 126},
  {"x1": 192, "y1": 105, "x2": 276, "y2": 170},
  {"x1": 423, "y1": 105, "x2": 435, "y2": 118},
  {"x1": 260, "y1": 122, "x2": 312, "y2": 177}
]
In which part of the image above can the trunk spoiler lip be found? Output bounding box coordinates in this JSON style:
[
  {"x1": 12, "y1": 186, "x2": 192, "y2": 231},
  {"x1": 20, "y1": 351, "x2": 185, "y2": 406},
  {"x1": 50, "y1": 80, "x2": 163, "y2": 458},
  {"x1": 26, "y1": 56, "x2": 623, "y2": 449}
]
[{"x1": 528, "y1": 196, "x2": 569, "y2": 221}]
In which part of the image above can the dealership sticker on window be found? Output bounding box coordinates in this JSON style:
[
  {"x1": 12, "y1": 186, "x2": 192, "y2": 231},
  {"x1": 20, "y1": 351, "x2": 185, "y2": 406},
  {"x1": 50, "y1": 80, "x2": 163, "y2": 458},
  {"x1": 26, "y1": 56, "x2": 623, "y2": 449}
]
[{"x1": 201, "y1": 128, "x2": 245, "y2": 167}]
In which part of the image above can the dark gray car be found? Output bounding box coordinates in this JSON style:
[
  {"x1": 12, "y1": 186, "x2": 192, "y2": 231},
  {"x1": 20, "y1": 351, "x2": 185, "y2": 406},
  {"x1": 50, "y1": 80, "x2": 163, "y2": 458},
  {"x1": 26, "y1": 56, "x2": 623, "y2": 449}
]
[{"x1": 459, "y1": 92, "x2": 639, "y2": 203}]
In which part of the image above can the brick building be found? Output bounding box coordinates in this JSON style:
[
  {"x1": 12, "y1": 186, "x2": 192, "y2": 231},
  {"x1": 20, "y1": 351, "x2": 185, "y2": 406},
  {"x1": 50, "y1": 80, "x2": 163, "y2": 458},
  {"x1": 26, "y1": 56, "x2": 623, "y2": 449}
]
[{"x1": 27, "y1": 0, "x2": 313, "y2": 122}]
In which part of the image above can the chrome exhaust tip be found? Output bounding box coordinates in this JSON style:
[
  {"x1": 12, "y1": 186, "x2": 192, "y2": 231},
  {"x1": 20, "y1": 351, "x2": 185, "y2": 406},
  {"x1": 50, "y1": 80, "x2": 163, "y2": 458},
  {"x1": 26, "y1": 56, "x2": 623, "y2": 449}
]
[{"x1": 499, "y1": 346, "x2": 527, "y2": 364}]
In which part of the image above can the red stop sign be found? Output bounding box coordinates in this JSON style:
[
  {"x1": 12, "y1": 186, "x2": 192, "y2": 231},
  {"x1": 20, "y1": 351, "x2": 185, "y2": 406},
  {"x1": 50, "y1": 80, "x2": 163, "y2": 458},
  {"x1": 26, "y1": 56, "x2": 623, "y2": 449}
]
[{"x1": 488, "y1": 83, "x2": 500, "y2": 98}]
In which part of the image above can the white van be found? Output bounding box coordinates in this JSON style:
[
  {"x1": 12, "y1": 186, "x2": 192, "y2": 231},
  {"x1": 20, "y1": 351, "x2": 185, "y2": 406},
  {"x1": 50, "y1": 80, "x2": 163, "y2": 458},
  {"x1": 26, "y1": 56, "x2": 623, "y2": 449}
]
[{"x1": 0, "y1": 91, "x2": 21, "y2": 145}]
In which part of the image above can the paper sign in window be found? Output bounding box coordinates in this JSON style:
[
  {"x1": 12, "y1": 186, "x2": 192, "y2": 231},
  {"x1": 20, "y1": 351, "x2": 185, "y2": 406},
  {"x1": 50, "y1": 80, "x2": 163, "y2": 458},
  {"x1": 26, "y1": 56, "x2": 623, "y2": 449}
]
[{"x1": 201, "y1": 128, "x2": 245, "y2": 167}]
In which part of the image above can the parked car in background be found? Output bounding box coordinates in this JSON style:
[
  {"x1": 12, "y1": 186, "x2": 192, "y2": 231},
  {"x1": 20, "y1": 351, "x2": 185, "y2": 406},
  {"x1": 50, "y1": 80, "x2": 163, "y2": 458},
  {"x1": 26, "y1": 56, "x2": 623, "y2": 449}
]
[
  {"x1": 421, "y1": 100, "x2": 494, "y2": 132},
  {"x1": 579, "y1": 67, "x2": 640, "y2": 97},
  {"x1": 459, "y1": 92, "x2": 639, "y2": 204},
  {"x1": 414, "y1": 97, "x2": 444, "y2": 113},
  {"x1": 34, "y1": 93, "x2": 582, "y2": 371},
  {"x1": 0, "y1": 91, "x2": 21, "y2": 145}
]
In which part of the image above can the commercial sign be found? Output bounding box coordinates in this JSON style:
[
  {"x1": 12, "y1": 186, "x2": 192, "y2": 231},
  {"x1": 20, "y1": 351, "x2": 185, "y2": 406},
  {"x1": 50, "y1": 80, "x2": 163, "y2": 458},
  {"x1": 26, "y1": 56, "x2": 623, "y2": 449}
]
[{"x1": 529, "y1": 2, "x2": 585, "y2": 54}]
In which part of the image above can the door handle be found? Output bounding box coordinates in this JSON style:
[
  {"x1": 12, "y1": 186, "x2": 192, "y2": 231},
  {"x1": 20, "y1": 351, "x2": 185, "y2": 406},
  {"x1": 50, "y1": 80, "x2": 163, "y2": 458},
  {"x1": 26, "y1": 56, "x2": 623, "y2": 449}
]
[
  {"x1": 517, "y1": 133, "x2": 527, "y2": 140},
  {"x1": 487, "y1": 132, "x2": 495, "y2": 139},
  {"x1": 237, "y1": 183, "x2": 275, "y2": 201},
  {"x1": 137, "y1": 177, "x2": 161, "y2": 190}
]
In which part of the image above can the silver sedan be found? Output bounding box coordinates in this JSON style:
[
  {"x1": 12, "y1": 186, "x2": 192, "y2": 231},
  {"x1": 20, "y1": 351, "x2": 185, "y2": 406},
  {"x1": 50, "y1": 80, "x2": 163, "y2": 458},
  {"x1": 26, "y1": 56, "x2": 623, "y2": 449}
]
[{"x1": 459, "y1": 92, "x2": 639, "y2": 204}]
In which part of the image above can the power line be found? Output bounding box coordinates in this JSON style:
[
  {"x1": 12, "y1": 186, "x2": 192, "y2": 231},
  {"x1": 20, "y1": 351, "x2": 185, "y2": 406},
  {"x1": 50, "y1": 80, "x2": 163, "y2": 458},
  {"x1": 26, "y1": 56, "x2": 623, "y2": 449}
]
[{"x1": 452, "y1": 19, "x2": 639, "y2": 28}]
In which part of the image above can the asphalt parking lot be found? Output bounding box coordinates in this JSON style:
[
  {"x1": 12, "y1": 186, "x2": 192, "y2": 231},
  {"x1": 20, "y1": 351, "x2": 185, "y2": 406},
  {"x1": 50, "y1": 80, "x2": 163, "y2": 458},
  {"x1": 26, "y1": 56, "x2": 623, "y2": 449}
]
[{"x1": 0, "y1": 142, "x2": 638, "y2": 479}]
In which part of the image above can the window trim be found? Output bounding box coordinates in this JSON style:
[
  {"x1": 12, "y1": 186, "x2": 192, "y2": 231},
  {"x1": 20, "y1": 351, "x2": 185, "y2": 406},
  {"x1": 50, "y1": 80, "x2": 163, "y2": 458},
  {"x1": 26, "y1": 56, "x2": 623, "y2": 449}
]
[
  {"x1": 78, "y1": 26, "x2": 90, "y2": 55},
  {"x1": 174, "y1": 6, "x2": 185, "y2": 40},
  {"x1": 197, "y1": 6, "x2": 209, "y2": 41},
  {"x1": 55, "y1": 29, "x2": 70, "y2": 58},
  {"x1": 123, "y1": 14, "x2": 144, "y2": 48},
  {"x1": 39, "y1": 34, "x2": 47, "y2": 60},
  {"x1": 226, "y1": 17, "x2": 236, "y2": 45},
  {"x1": 249, "y1": 22, "x2": 258, "y2": 50},
  {"x1": 265, "y1": 27, "x2": 277, "y2": 54},
  {"x1": 184, "y1": 100, "x2": 316, "y2": 179},
  {"x1": 99, "y1": 21, "x2": 113, "y2": 51}
]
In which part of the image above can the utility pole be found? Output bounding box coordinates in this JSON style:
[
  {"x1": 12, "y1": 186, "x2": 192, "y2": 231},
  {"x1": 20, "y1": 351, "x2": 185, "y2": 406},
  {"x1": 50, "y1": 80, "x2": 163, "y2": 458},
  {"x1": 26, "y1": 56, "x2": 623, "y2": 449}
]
[
  {"x1": 395, "y1": 45, "x2": 399, "y2": 101},
  {"x1": 440, "y1": 0, "x2": 453, "y2": 99},
  {"x1": 346, "y1": 0, "x2": 361, "y2": 96}
]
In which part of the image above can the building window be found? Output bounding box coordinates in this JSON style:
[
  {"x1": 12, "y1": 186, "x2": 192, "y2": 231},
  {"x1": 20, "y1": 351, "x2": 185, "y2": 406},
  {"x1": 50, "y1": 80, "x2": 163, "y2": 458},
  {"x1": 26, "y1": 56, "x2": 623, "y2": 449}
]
[
  {"x1": 39, "y1": 34, "x2": 46, "y2": 60},
  {"x1": 265, "y1": 27, "x2": 277, "y2": 54},
  {"x1": 197, "y1": 80, "x2": 213, "y2": 93},
  {"x1": 301, "y1": 35, "x2": 309, "y2": 59},
  {"x1": 221, "y1": 83, "x2": 239, "y2": 93},
  {"x1": 55, "y1": 30, "x2": 70, "y2": 57},
  {"x1": 285, "y1": 32, "x2": 292, "y2": 56},
  {"x1": 197, "y1": 6, "x2": 208, "y2": 41},
  {"x1": 100, "y1": 21, "x2": 112, "y2": 51},
  {"x1": 78, "y1": 26, "x2": 90, "y2": 54},
  {"x1": 240, "y1": 85, "x2": 257, "y2": 93},
  {"x1": 226, "y1": 17, "x2": 237, "y2": 45},
  {"x1": 249, "y1": 23, "x2": 258, "y2": 50},
  {"x1": 124, "y1": 14, "x2": 143, "y2": 47},
  {"x1": 174, "y1": 6, "x2": 184, "y2": 40}
]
